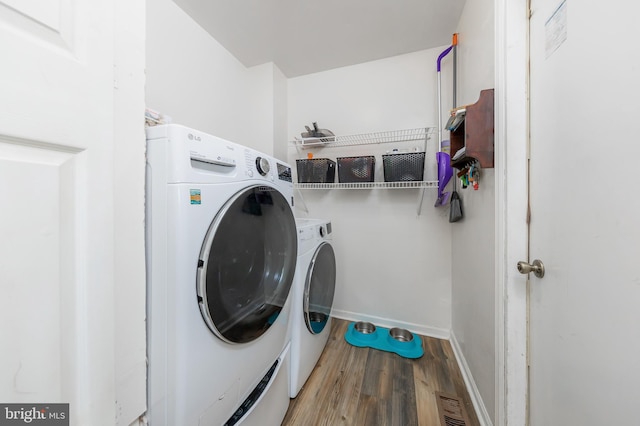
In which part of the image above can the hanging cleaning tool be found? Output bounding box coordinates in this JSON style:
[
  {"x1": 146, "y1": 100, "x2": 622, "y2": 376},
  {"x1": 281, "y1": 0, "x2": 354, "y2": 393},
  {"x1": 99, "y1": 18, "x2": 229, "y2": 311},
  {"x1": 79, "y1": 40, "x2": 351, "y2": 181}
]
[
  {"x1": 449, "y1": 182, "x2": 463, "y2": 222},
  {"x1": 452, "y1": 33, "x2": 458, "y2": 109},
  {"x1": 434, "y1": 34, "x2": 457, "y2": 207},
  {"x1": 448, "y1": 33, "x2": 463, "y2": 223}
]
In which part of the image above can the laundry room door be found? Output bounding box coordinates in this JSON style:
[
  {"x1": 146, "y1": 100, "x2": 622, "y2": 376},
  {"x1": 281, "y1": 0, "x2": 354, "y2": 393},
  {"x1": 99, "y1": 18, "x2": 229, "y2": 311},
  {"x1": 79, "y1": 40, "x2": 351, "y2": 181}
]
[
  {"x1": 0, "y1": 1, "x2": 117, "y2": 424},
  {"x1": 527, "y1": 0, "x2": 640, "y2": 424}
]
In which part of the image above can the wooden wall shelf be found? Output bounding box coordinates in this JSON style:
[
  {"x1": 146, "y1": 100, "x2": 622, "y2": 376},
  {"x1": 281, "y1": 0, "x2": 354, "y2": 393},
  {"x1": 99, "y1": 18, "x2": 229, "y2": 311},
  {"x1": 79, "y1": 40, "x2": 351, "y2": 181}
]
[{"x1": 450, "y1": 89, "x2": 494, "y2": 169}]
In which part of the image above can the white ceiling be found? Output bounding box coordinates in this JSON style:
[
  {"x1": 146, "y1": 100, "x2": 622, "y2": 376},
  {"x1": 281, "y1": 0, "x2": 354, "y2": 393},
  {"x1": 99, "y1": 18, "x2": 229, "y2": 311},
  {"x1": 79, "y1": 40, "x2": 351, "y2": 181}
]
[{"x1": 173, "y1": 0, "x2": 466, "y2": 78}]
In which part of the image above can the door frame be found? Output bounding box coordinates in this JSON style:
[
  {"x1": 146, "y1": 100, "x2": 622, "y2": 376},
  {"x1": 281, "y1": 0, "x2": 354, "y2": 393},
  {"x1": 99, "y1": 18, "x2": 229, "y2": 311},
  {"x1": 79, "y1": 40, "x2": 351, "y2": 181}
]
[{"x1": 494, "y1": 0, "x2": 529, "y2": 424}]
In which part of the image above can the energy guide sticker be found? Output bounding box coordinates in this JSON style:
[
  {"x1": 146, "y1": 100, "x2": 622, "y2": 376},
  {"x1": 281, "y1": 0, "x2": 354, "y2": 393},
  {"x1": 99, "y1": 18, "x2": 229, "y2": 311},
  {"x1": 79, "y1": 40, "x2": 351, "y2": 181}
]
[{"x1": 190, "y1": 189, "x2": 201, "y2": 205}]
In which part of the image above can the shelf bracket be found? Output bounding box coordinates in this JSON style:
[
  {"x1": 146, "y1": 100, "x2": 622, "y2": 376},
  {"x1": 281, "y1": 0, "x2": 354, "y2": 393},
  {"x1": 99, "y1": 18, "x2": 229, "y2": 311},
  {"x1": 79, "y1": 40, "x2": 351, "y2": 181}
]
[{"x1": 416, "y1": 188, "x2": 426, "y2": 215}]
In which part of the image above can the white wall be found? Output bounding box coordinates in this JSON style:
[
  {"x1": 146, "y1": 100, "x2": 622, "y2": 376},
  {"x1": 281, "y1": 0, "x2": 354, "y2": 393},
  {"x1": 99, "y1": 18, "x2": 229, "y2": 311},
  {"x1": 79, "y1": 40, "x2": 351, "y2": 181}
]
[
  {"x1": 451, "y1": 0, "x2": 496, "y2": 423},
  {"x1": 272, "y1": 65, "x2": 288, "y2": 162},
  {"x1": 145, "y1": 0, "x2": 284, "y2": 155},
  {"x1": 288, "y1": 50, "x2": 453, "y2": 336}
]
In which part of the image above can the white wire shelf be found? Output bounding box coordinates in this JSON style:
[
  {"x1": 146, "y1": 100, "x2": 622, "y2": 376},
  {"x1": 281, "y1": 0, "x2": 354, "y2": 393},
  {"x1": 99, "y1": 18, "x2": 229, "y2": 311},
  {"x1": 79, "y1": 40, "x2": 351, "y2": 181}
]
[
  {"x1": 291, "y1": 127, "x2": 436, "y2": 149},
  {"x1": 295, "y1": 181, "x2": 438, "y2": 190}
]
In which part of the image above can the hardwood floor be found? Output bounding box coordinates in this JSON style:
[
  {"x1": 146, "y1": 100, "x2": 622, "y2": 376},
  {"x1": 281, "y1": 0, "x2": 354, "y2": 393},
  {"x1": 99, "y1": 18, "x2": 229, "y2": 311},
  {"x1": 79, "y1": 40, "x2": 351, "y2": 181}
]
[{"x1": 282, "y1": 319, "x2": 481, "y2": 426}]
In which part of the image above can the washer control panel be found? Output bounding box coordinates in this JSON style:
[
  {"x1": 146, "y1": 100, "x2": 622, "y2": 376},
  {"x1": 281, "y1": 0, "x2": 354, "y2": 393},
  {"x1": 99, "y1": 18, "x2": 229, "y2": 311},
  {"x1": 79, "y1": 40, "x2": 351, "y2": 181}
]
[
  {"x1": 320, "y1": 222, "x2": 332, "y2": 237},
  {"x1": 255, "y1": 157, "x2": 270, "y2": 176},
  {"x1": 245, "y1": 150, "x2": 271, "y2": 180}
]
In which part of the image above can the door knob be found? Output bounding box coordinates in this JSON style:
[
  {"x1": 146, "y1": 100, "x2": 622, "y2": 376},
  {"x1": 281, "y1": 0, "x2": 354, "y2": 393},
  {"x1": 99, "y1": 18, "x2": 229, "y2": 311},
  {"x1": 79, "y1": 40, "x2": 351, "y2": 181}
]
[{"x1": 517, "y1": 259, "x2": 545, "y2": 278}]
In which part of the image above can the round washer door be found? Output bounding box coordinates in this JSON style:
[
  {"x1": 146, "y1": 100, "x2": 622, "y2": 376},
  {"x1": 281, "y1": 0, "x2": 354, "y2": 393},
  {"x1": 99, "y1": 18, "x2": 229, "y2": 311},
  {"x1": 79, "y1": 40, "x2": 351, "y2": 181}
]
[
  {"x1": 197, "y1": 185, "x2": 297, "y2": 344},
  {"x1": 304, "y1": 241, "x2": 336, "y2": 335}
]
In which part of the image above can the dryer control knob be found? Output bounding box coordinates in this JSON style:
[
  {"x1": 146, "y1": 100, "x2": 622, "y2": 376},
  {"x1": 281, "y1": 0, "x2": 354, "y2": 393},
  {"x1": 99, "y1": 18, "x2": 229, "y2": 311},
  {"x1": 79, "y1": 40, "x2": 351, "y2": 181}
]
[
  {"x1": 319, "y1": 226, "x2": 325, "y2": 238},
  {"x1": 255, "y1": 157, "x2": 270, "y2": 176}
]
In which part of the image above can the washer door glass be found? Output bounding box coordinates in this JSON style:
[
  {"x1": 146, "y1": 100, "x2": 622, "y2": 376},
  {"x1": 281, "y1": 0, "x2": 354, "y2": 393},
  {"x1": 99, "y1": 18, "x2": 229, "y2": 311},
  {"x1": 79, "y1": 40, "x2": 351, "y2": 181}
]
[
  {"x1": 197, "y1": 185, "x2": 297, "y2": 344},
  {"x1": 304, "y1": 241, "x2": 336, "y2": 335}
]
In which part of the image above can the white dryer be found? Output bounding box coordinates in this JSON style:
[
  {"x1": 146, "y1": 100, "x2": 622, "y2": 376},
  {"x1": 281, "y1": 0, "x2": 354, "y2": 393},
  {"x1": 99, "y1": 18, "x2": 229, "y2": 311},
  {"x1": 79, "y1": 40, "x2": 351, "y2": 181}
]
[
  {"x1": 289, "y1": 218, "x2": 337, "y2": 398},
  {"x1": 145, "y1": 124, "x2": 297, "y2": 426}
]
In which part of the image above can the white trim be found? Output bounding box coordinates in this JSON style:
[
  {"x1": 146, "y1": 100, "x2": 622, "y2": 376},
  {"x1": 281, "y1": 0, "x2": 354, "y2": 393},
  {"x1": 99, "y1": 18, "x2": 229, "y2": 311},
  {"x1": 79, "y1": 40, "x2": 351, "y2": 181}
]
[
  {"x1": 494, "y1": 0, "x2": 508, "y2": 424},
  {"x1": 450, "y1": 331, "x2": 493, "y2": 426},
  {"x1": 494, "y1": 0, "x2": 530, "y2": 425},
  {"x1": 331, "y1": 309, "x2": 450, "y2": 340},
  {"x1": 128, "y1": 417, "x2": 146, "y2": 426}
]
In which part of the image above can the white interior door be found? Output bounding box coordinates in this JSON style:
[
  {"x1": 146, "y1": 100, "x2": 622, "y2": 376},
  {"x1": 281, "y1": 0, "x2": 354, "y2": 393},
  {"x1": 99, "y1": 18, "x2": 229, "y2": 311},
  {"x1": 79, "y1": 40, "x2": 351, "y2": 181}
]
[
  {"x1": 0, "y1": 1, "x2": 116, "y2": 424},
  {"x1": 528, "y1": 1, "x2": 640, "y2": 424}
]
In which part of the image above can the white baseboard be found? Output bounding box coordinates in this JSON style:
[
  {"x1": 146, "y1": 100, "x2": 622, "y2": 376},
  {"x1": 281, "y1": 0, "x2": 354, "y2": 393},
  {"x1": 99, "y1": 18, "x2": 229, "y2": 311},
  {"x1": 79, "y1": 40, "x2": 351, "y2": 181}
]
[
  {"x1": 116, "y1": 361, "x2": 147, "y2": 426},
  {"x1": 331, "y1": 308, "x2": 450, "y2": 340},
  {"x1": 449, "y1": 330, "x2": 493, "y2": 426}
]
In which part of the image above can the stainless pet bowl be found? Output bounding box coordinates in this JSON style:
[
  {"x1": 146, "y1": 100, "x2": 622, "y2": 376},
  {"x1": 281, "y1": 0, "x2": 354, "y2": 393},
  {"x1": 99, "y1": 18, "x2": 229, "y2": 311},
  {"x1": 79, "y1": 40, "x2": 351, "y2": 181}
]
[
  {"x1": 309, "y1": 311, "x2": 328, "y2": 323},
  {"x1": 354, "y1": 321, "x2": 376, "y2": 334},
  {"x1": 389, "y1": 327, "x2": 414, "y2": 342}
]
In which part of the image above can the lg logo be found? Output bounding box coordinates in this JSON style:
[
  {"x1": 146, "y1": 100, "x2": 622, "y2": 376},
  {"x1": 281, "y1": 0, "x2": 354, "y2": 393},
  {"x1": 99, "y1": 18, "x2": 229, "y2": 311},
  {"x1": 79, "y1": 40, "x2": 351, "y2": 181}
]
[{"x1": 188, "y1": 133, "x2": 201, "y2": 141}]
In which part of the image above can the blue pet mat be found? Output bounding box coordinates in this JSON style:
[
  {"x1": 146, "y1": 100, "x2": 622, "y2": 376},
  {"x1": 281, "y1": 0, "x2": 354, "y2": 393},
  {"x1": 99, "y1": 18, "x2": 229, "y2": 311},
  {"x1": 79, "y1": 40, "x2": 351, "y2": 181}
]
[{"x1": 344, "y1": 322, "x2": 424, "y2": 359}]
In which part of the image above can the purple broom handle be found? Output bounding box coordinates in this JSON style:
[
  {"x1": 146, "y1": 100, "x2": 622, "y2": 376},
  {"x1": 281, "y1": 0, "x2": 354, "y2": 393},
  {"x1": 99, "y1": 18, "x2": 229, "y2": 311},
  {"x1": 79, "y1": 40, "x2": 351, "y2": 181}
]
[{"x1": 437, "y1": 45, "x2": 453, "y2": 72}]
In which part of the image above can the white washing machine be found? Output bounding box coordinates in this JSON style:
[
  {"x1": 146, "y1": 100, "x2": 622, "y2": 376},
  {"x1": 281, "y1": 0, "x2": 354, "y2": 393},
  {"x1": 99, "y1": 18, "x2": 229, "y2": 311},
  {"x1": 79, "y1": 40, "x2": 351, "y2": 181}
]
[
  {"x1": 289, "y1": 218, "x2": 337, "y2": 398},
  {"x1": 145, "y1": 124, "x2": 297, "y2": 426}
]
